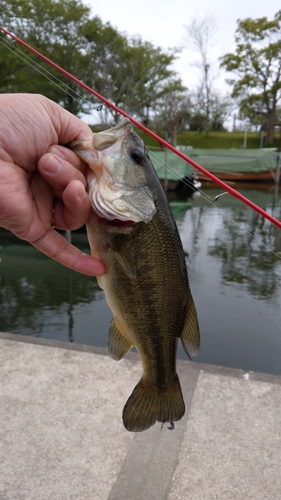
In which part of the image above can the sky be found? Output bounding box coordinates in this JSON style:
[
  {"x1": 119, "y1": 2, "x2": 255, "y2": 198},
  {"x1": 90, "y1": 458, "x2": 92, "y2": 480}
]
[{"x1": 85, "y1": 0, "x2": 280, "y2": 128}]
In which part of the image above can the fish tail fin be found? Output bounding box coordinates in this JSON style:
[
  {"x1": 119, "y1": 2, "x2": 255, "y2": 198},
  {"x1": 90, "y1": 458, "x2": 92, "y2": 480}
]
[{"x1": 122, "y1": 375, "x2": 185, "y2": 432}]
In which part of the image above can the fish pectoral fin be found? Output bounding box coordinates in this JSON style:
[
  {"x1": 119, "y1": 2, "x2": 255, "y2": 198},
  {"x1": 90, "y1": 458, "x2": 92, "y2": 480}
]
[
  {"x1": 107, "y1": 318, "x2": 133, "y2": 361},
  {"x1": 113, "y1": 243, "x2": 136, "y2": 280},
  {"x1": 180, "y1": 293, "x2": 200, "y2": 359}
]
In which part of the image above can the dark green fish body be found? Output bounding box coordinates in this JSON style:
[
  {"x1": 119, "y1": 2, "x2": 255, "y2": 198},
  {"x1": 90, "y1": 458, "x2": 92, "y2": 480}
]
[{"x1": 70, "y1": 119, "x2": 200, "y2": 432}]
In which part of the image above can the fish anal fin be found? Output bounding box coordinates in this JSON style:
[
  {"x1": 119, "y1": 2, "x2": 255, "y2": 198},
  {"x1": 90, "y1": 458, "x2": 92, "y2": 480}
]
[
  {"x1": 113, "y1": 243, "x2": 136, "y2": 280},
  {"x1": 107, "y1": 317, "x2": 133, "y2": 361},
  {"x1": 180, "y1": 292, "x2": 200, "y2": 359},
  {"x1": 122, "y1": 375, "x2": 185, "y2": 432}
]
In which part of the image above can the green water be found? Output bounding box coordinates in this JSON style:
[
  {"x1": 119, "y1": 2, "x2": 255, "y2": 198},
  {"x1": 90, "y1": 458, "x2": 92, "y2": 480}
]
[{"x1": 1, "y1": 187, "x2": 281, "y2": 375}]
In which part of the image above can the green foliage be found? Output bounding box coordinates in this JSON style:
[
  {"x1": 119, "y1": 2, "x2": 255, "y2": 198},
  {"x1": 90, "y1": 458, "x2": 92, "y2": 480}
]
[
  {"x1": 151, "y1": 87, "x2": 190, "y2": 137},
  {"x1": 0, "y1": 0, "x2": 183, "y2": 120},
  {"x1": 220, "y1": 11, "x2": 281, "y2": 144},
  {"x1": 188, "y1": 113, "x2": 206, "y2": 132},
  {"x1": 0, "y1": 0, "x2": 94, "y2": 114},
  {"x1": 84, "y1": 29, "x2": 182, "y2": 124}
]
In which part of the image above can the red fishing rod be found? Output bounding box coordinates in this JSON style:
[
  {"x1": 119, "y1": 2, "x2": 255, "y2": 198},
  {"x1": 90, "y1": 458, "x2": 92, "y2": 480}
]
[{"x1": 1, "y1": 26, "x2": 281, "y2": 229}]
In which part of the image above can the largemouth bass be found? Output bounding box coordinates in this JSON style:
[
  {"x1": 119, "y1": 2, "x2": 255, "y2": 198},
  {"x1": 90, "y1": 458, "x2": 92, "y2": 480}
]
[{"x1": 70, "y1": 119, "x2": 200, "y2": 432}]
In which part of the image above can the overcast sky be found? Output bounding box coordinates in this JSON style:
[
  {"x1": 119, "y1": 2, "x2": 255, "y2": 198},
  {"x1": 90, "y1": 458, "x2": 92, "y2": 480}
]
[
  {"x1": 87, "y1": 0, "x2": 279, "y2": 84},
  {"x1": 85, "y1": 0, "x2": 280, "y2": 127}
]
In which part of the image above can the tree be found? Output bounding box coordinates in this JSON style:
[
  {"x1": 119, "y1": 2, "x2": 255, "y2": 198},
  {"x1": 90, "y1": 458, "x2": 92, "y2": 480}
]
[
  {"x1": 152, "y1": 87, "x2": 191, "y2": 139},
  {"x1": 0, "y1": 35, "x2": 27, "y2": 93},
  {"x1": 83, "y1": 28, "x2": 183, "y2": 125},
  {"x1": 0, "y1": 0, "x2": 184, "y2": 123},
  {"x1": 0, "y1": 0, "x2": 95, "y2": 114},
  {"x1": 209, "y1": 92, "x2": 233, "y2": 131},
  {"x1": 125, "y1": 40, "x2": 183, "y2": 127},
  {"x1": 183, "y1": 13, "x2": 218, "y2": 135},
  {"x1": 220, "y1": 11, "x2": 281, "y2": 145},
  {"x1": 188, "y1": 86, "x2": 232, "y2": 132}
]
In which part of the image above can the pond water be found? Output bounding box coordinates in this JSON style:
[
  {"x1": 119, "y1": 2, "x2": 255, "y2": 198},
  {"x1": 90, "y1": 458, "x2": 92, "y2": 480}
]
[{"x1": 1, "y1": 185, "x2": 281, "y2": 375}]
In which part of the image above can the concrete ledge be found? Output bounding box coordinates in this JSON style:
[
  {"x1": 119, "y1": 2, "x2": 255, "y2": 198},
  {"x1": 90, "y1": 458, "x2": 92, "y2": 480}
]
[
  {"x1": 1, "y1": 331, "x2": 280, "y2": 385},
  {"x1": 1, "y1": 333, "x2": 281, "y2": 500},
  {"x1": 0, "y1": 331, "x2": 109, "y2": 356}
]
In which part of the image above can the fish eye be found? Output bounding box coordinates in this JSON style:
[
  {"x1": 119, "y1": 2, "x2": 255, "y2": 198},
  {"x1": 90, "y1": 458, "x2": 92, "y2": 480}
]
[{"x1": 130, "y1": 148, "x2": 144, "y2": 165}]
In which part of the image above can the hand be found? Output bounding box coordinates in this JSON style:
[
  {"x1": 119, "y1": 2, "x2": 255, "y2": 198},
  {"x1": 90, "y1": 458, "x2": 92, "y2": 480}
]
[{"x1": 0, "y1": 93, "x2": 105, "y2": 276}]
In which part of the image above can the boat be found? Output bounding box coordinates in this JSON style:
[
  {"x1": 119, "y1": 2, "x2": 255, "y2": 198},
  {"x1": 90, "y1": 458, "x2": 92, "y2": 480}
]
[
  {"x1": 151, "y1": 148, "x2": 279, "y2": 188},
  {"x1": 196, "y1": 171, "x2": 276, "y2": 182},
  {"x1": 149, "y1": 151, "x2": 200, "y2": 191},
  {"x1": 181, "y1": 148, "x2": 279, "y2": 183}
]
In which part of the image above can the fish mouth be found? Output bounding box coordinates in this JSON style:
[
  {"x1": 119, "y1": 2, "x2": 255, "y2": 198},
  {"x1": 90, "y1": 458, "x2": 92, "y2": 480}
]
[
  {"x1": 70, "y1": 118, "x2": 157, "y2": 225},
  {"x1": 87, "y1": 169, "x2": 155, "y2": 224}
]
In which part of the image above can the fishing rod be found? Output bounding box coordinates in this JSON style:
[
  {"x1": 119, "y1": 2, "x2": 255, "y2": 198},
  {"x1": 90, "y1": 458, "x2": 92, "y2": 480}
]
[{"x1": 1, "y1": 25, "x2": 281, "y2": 230}]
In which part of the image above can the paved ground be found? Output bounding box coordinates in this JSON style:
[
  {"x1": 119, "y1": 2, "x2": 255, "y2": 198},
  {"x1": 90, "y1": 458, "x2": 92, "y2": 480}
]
[{"x1": 0, "y1": 332, "x2": 281, "y2": 500}]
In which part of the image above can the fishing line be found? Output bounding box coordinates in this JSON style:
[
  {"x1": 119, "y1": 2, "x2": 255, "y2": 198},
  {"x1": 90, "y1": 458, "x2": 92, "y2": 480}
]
[
  {"x1": 148, "y1": 149, "x2": 281, "y2": 260},
  {"x1": 149, "y1": 148, "x2": 279, "y2": 218},
  {"x1": 0, "y1": 26, "x2": 121, "y2": 123},
  {"x1": 1, "y1": 26, "x2": 281, "y2": 231},
  {"x1": 149, "y1": 149, "x2": 218, "y2": 204},
  {"x1": 2, "y1": 32, "x2": 280, "y2": 262},
  {"x1": 11, "y1": 25, "x2": 274, "y2": 262},
  {"x1": 0, "y1": 36, "x2": 103, "y2": 114}
]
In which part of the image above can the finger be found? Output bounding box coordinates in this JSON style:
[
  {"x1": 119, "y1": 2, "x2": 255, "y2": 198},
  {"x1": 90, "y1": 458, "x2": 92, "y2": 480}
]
[
  {"x1": 47, "y1": 98, "x2": 93, "y2": 145},
  {"x1": 48, "y1": 145, "x2": 88, "y2": 172},
  {"x1": 32, "y1": 228, "x2": 105, "y2": 276},
  {"x1": 53, "y1": 180, "x2": 91, "y2": 230},
  {"x1": 38, "y1": 146, "x2": 88, "y2": 197}
]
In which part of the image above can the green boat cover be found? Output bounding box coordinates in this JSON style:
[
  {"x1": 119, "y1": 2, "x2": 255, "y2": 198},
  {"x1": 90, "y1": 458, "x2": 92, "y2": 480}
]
[
  {"x1": 149, "y1": 149, "x2": 277, "y2": 179},
  {"x1": 183, "y1": 148, "x2": 277, "y2": 174},
  {"x1": 148, "y1": 151, "x2": 191, "y2": 181}
]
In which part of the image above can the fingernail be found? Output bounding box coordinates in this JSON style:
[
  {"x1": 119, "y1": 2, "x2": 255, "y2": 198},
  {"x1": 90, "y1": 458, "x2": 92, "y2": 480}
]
[
  {"x1": 78, "y1": 186, "x2": 88, "y2": 200},
  {"x1": 48, "y1": 146, "x2": 66, "y2": 159},
  {"x1": 45, "y1": 154, "x2": 62, "y2": 173}
]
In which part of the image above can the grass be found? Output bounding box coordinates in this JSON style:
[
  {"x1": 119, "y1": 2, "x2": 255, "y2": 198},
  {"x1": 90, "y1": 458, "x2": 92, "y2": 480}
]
[
  {"x1": 139, "y1": 130, "x2": 281, "y2": 150},
  {"x1": 90, "y1": 125, "x2": 281, "y2": 150}
]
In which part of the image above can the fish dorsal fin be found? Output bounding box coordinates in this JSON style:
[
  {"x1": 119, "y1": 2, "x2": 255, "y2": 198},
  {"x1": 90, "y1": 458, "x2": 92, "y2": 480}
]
[
  {"x1": 113, "y1": 243, "x2": 136, "y2": 280},
  {"x1": 107, "y1": 317, "x2": 134, "y2": 360},
  {"x1": 180, "y1": 293, "x2": 200, "y2": 359}
]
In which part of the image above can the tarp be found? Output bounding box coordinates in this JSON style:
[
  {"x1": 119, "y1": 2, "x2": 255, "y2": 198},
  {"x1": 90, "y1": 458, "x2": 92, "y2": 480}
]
[
  {"x1": 148, "y1": 149, "x2": 278, "y2": 180},
  {"x1": 148, "y1": 151, "x2": 191, "y2": 180},
  {"x1": 180, "y1": 148, "x2": 277, "y2": 174}
]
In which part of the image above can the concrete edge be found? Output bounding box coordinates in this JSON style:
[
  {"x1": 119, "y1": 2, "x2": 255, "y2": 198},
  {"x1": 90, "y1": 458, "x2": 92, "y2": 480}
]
[
  {"x1": 1, "y1": 331, "x2": 281, "y2": 386},
  {"x1": 0, "y1": 331, "x2": 138, "y2": 360},
  {"x1": 1, "y1": 331, "x2": 281, "y2": 500}
]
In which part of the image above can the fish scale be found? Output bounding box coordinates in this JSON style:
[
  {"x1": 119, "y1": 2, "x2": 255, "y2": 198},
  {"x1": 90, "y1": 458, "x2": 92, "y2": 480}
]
[{"x1": 70, "y1": 118, "x2": 200, "y2": 432}]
